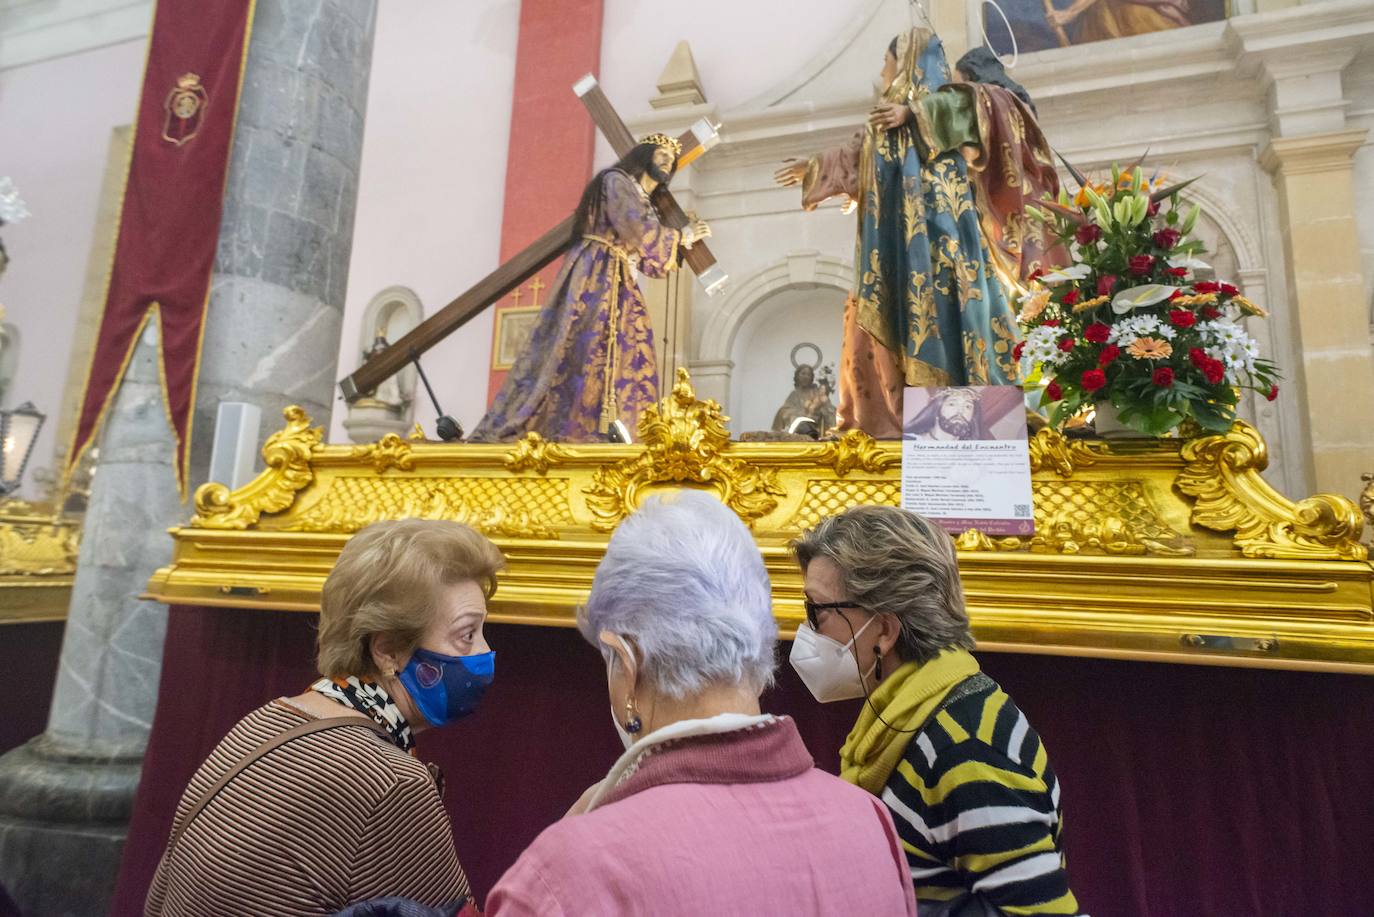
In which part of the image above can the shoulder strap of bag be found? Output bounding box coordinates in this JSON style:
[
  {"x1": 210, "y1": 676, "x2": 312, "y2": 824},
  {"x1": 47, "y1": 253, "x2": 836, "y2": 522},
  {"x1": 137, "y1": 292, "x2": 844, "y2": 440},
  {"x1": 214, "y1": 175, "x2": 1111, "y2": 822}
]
[{"x1": 166, "y1": 715, "x2": 393, "y2": 853}]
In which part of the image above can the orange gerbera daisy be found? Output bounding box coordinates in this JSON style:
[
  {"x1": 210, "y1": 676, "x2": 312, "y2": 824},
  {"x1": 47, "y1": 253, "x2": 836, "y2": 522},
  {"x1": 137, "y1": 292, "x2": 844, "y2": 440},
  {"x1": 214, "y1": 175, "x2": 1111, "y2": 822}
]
[{"x1": 1127, "y1": 337, "x2": 1173, "y2": 360}]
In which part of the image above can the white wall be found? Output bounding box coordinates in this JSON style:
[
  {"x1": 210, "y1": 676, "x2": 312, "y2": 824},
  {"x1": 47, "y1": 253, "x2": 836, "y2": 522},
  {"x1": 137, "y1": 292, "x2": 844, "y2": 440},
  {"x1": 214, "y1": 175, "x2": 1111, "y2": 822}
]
[
  {"x1": 0, "y1": 38, "x2": 146, "y2": 496},
  {"x1": 330, "y1": 0, "x2": 520, "y2": 442}
]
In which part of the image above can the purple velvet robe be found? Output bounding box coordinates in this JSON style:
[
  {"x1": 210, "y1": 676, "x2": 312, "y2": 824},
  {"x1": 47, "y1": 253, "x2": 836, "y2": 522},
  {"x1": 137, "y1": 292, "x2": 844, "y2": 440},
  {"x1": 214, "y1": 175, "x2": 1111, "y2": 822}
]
[{"x1": 471, "y1": 170, "x2": 681, "y2": 442}]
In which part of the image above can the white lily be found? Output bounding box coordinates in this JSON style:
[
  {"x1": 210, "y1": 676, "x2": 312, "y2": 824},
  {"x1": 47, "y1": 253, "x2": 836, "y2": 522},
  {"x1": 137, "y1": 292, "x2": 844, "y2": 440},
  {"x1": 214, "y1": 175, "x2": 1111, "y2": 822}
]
[
  {"x1": 1111, "y1": 284, "x2": 1179, "y2": 315},
  {"x1": 1167, "y1": 256, "x2": 1211, "y2": 271},
  {"x1": 1039, "y1": 264, "x2": 1092, "y2": 284}
]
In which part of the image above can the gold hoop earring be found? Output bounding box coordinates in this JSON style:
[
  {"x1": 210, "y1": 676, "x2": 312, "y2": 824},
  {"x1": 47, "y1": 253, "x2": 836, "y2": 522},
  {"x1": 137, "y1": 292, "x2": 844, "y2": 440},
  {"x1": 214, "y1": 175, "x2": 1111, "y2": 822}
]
[{"x1": 623, "y1": 695, "x2": 643, "y2": 734}]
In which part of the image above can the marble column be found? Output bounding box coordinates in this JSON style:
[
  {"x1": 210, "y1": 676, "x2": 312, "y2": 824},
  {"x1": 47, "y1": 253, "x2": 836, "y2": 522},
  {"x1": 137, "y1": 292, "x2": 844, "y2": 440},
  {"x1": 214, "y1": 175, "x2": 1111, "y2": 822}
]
[{"x1": 0, "y1": 2, "x2": 378, "y2": 914}]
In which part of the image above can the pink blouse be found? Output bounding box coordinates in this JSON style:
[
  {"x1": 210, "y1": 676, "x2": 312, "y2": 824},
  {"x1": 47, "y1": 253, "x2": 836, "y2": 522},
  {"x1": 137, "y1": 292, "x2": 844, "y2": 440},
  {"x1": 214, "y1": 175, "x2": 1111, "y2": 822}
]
[{"x1": 486, "y1": 716, "x2": 916, "y2": 916}]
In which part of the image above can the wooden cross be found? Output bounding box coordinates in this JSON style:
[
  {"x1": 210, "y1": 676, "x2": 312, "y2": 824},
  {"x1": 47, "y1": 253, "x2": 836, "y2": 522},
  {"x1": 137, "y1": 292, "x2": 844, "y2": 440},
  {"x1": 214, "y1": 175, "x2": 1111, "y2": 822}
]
[{"x1": 339, "y1": 76, "x2": 726, "y2": 403}]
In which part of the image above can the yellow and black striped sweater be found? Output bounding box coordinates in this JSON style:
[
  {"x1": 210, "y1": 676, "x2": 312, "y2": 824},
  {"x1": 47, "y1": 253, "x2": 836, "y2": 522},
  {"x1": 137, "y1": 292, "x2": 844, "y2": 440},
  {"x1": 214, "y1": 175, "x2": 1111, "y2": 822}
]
[{"x1": 881, "y1": 674, "x2": 1081, "y2": 915}]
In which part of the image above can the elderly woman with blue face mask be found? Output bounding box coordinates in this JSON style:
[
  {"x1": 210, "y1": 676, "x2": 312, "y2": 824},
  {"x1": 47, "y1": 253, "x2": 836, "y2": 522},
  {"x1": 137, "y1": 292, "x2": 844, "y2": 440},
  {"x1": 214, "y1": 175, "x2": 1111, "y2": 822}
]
[
  {"x1": 147, "y1": 519, "x2": 502, "y2": 917},
  {"x1": 486, "y1": 490, "x2": 916, "y2": 916}
]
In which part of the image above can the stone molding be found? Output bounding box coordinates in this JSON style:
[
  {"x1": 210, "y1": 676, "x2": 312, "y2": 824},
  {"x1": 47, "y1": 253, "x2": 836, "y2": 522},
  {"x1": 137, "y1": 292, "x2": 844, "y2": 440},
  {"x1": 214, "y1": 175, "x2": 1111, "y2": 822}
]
[{"x1": 1260, "y1": 129, "x2": 1371, "y2": 177}]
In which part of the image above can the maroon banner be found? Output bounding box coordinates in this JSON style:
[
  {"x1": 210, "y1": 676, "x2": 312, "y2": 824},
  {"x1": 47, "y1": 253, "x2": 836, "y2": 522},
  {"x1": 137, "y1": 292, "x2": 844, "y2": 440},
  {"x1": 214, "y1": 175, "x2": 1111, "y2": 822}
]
[{"x1": 66, "y1": 0, "x2": 255, "y2": 496}]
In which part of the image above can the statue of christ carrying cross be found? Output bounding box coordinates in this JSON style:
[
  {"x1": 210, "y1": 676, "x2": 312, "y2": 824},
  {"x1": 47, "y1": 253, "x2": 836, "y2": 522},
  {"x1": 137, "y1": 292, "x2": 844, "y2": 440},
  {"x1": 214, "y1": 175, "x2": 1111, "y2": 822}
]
[{"x1": 471, "y1": 134, "x2": 711, "y2": 443}]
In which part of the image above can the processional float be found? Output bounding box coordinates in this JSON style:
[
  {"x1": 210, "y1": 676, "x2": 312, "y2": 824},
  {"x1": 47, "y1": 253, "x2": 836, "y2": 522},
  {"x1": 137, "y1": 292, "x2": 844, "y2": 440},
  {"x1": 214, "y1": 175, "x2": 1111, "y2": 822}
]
[{"x1": 147, "y1": 76, "x2": 1374, "y2": 677}]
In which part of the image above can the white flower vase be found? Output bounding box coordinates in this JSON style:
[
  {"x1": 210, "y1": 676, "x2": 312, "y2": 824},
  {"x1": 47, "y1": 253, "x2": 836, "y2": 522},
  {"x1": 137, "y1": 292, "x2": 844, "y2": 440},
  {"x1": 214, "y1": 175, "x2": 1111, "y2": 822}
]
[{"x1": 1092, "y1": 401, "x2": 1152, "y2": 439}]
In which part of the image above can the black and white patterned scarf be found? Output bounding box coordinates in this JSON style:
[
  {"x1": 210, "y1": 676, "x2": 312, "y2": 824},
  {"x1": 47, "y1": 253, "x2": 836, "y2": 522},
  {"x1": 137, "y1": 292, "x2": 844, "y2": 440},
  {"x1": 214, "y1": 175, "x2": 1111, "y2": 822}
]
[{"x1": 311, "y1": 675, "x2": 415, "y2": 753}]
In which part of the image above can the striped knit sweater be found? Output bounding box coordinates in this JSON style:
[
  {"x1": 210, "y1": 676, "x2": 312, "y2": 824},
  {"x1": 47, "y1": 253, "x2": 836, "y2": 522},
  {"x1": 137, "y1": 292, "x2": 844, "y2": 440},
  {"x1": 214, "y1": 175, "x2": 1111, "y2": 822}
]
[
  {"x1": 146, "y1": 700, "x2": 469, "y2": 917},
  {"x1": 881, "y1": 675, "x2": 1081, "y2": 915}
]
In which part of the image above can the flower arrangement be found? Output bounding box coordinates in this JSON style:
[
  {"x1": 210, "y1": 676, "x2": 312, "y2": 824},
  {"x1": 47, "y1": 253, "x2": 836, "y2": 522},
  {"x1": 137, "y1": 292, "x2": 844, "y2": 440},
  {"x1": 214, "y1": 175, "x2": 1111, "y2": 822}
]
[{"x1": 1016, "y1": 163, "x2": 1278, "y2": 436}]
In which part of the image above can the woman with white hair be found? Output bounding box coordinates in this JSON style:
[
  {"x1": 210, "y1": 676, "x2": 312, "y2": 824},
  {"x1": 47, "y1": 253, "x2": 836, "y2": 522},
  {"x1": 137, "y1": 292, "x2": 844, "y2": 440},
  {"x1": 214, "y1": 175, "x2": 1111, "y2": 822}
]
[
  {"x1": 486, "y1": 490, "x2": 916, "y2": 915},
  {"x1": 790, "y1": 505, "x2": 1079, "y2": 915}
]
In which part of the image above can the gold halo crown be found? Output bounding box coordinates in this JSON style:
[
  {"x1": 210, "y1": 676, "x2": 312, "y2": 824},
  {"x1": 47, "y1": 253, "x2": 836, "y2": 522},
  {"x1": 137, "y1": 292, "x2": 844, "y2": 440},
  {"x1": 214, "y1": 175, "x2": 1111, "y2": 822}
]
[{"x1": 641, "y1": 132, "x2": 682, "y2": 158}]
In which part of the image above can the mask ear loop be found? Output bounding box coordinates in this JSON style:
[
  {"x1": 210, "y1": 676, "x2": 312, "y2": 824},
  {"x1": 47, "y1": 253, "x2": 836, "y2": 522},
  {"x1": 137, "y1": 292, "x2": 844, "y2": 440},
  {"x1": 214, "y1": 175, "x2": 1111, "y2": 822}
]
[
  {"x1": 837, "y1": 611, "x2": 924, "y2": 735},
  {"x1": 608, "y1": 633, "x2": 644, "y2": 734}
]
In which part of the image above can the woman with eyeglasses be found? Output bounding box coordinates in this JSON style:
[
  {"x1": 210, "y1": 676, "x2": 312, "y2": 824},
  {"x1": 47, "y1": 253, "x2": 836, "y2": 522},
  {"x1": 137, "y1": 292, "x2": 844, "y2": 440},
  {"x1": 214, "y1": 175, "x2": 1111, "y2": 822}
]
[{"x1": 790, "y1": 506, "x2": 1081, "y2": 917}]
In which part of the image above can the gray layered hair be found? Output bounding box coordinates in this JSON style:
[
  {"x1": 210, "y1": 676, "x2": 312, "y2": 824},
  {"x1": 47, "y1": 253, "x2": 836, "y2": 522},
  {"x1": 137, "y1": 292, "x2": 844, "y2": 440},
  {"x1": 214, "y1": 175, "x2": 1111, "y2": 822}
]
[
  {"x1": 580, "y1": 489, "x2": 777, "y2": 699},
  {"x1": 792, "y1": 505, "x2": 974, "y2": 663}
]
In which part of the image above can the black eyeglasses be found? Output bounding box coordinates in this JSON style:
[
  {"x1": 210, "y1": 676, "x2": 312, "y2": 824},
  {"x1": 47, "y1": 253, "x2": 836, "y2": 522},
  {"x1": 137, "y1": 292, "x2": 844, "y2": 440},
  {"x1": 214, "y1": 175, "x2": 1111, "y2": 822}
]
[{"x1": 804, "y1": 600, "x2": 864, "y2": 629}]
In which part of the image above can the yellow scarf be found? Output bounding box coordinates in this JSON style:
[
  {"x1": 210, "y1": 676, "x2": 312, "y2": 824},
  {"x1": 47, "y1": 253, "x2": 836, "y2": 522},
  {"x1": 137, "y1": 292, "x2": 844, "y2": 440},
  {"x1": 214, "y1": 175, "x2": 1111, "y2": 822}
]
[{"x1": 839, "y1": 648, "x2": 981, "y2": 794}]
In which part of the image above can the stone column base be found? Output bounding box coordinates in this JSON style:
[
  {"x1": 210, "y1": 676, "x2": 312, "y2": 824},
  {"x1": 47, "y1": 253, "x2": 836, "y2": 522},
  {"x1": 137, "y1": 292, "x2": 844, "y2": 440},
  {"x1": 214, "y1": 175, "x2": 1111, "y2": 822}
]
[{"x1": 0, "y1": 735, "x2": 144, "y2": 916}]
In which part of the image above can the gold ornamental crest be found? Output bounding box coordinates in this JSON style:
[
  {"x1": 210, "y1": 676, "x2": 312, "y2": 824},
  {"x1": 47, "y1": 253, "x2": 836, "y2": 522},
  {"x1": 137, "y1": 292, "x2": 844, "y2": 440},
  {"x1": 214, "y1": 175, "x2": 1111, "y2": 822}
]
[{"x1": 162, "y1": 72, "x2": 208, "y2": 147}]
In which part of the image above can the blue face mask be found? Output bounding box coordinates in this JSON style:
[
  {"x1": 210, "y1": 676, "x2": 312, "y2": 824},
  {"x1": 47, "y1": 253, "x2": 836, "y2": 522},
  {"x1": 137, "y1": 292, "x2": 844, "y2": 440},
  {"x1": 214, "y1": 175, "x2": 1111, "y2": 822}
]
[{"x1": 397, "y1": 647, "x2": 495, "y2": 728}]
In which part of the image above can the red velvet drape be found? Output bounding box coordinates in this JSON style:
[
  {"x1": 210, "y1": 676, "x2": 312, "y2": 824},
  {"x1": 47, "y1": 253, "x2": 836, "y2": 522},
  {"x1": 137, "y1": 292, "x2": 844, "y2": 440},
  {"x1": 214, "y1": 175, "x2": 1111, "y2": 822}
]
[{"x1": 112, "y1": 606, "x2": 1374, "y2": 916}]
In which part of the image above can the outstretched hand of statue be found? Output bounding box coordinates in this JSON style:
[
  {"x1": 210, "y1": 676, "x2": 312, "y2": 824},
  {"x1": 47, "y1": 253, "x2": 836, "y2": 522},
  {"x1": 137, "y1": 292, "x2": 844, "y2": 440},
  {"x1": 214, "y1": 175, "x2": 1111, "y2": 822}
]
[
  {"x1": 682, "y1": 218, "x2": 711, "y2": 249},
  {"x1": 868, "y1": 103, "x2": 910, "y2": 131},
  {"x1": 774, "y1": 159, "x2": 808, "y2": 187}
]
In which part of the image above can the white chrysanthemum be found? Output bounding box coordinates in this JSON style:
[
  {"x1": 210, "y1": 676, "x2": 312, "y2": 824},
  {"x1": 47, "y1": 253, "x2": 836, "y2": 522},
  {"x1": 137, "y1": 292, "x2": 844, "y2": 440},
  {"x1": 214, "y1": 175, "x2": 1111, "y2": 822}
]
[
  {"x1": 0, "y1": 177, "x2": 29, "y2": 224},
  {"x1": 1022, "y1": 325, "x2": 1068, "y2": 369}
]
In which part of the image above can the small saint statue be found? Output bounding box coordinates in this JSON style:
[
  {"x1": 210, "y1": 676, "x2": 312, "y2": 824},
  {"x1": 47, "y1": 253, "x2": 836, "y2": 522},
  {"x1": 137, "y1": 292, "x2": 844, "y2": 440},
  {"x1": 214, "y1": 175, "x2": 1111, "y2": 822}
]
[
  {"x1": 772, "y1": 344, "x2": 837, "y2": 435},
  {"x1": 357, "y1": 329, "x2": 407, "y2": 412}
]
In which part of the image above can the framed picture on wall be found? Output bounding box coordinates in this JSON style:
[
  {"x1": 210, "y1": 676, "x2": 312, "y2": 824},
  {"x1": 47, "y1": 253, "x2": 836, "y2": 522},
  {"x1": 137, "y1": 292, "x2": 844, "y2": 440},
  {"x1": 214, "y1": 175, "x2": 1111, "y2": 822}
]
[
  {"x1": 492, "y1": 306, "x2": 541, "y2": 371},
  {"x1": 977, "y1": 0, "x2": 1227, "y2": 55}
]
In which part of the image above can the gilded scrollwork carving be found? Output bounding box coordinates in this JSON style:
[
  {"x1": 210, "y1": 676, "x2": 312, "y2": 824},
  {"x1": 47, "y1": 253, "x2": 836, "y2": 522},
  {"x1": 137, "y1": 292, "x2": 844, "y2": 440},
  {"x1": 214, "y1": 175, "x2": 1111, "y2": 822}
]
[
  {"x1": 1027, "y1": 428, "x2": 1108, "y2": 477},
  {"x1": 192, "y1": 406, "x2": 322, "y2": 530},
  {"x1": 806, "y1": 430, "x2": 899, "y2": 477},
  {"x1": 504, "y1": 433, "x2": 577, "y2": 475},
  {"x1": 1176, "y1": 421, "x2": 1368, "y2": 561},
  {"x1": 351, "y1": 433, "x2": 415, "y2": 474},
  {"x1": 1361, "y1": 473, "x2": 1373, "y2": 551},
  {"x1": 0, "y1": 501, "x2": 80, "y2": 575},
  {"x1": 953, "y1": 529, "x2": 1024, "y2": 552},
  {"x1": 584, "y1": 368, "x2": 786, "y2": 531}
]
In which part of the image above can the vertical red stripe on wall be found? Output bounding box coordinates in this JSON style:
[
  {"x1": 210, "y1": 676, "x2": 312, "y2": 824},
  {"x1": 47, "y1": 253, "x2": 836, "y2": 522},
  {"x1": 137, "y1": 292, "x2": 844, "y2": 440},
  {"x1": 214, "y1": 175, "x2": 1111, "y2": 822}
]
[{"x1": 487, "y1": 0, "x2": 605, "y2": 404}]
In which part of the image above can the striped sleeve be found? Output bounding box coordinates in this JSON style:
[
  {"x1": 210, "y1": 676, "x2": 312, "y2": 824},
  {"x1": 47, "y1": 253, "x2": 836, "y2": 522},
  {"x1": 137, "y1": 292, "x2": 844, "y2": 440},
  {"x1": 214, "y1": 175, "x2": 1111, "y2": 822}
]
[{"x1": 884, "y1": 694, "x2": 1080, "y2": 916}]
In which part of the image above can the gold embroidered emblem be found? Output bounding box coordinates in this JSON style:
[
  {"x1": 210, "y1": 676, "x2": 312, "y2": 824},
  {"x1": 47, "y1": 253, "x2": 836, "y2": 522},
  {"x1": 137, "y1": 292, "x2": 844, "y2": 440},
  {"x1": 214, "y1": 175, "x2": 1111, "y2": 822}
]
[{"x1": 163, "y1": 73, "x2": 208, "y2": 147}]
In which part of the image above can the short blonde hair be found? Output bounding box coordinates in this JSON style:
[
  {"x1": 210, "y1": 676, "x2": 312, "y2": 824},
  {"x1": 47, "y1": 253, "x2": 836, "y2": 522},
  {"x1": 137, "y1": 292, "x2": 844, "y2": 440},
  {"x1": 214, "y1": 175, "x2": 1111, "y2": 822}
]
[
  {"x1": 317, "y1": 519, "x2": 505, "y2": 678},
  {"x1": 791, "y1": 505, "x2": 973, "y2": 663}
]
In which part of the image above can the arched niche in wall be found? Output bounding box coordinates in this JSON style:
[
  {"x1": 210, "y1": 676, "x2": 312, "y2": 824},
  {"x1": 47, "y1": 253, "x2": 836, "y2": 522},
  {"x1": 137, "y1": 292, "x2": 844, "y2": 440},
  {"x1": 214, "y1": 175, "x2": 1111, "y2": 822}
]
[
  {"x1": 343, "y1": 286, "x2": 424, "y2": 443},
  {"x1": 693, "y1": 252, "x2": 852, "y2": 434}
]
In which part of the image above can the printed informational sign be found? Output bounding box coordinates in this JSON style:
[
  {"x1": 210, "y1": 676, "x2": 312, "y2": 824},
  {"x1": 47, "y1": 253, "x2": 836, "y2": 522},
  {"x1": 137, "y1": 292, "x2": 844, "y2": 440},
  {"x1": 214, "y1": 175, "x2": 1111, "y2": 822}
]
[{"x1": 901, "y1": 386, "x2": 1035, "y2": 536}]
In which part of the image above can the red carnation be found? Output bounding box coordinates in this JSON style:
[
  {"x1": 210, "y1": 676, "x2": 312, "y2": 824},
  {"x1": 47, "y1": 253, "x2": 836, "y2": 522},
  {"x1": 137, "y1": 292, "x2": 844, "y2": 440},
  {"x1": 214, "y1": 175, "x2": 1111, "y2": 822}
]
[
  {"x1": 1153, "y1": 228, "x2": 1182, "y2": 249},
  {"x1": 1075, "y1": 223, "x2": 1103, "y2": 246},
  {"x1": 1098, "y1": 344, "x2": 1121, "y2": 365},
  {"x1": 1097, "y1": 274, "x2": 1118, "y2": 296},
  {"x1": 1058, "y1": 336, "x2": 1076, "y2": 353},
  {"x1": 1203, "y1": 358, "x2": 1226, "y2": 385},
  {"x1": 1167, "y1": 267, "x2": 1188, "y2": 278},
  {"x1": 1201, "y1": 306, "x2": 1221, "y2": 320},
  {"x1": 1029, "y1": 267, "x2": 1046, "y2": 281},
  {"x1": 1129, "y1": 254, "x2": 1156, "y2": 276},
  {"x1": 1013, "y1": 341, "x2": 1025, "y2": 361},
  {"x1": 1081, "y1": 369, "x2": 1107, "y2": 392},
  {"x1": 1045, "y1": 380, "x2": 1063, "y2": 401},
  {"x1": 1147, "y1": 201, "x2": 1161, "y2": 217},
  {"x1": 1193, "y1": 281, "x2": 1220, "y2": 294},
  {"x1": 1189, "y1": 347, "x2": 1208, "y2": 367},
  {"x1": 1152, "y1": 366, "x2": 1175, "y2": 387},
  {"x1": 1169, "y1": 309, "x2": 1196, "y2": 328},
  {"x1": 1043, "y1": 319, "x2": 1061, "y2": 327},
  {"x1": 1266, "y1": 384, "x2": 1279, "y2": 402},
  {"x1": 1084, "y1": 323, "x2": 1111, "y2": 343},
  {"x1": 1221, "y1": 282, "x2": 1240, "y2": 296},
  {"x1": 1168, "y1": 289, "x2": 1183, "y2": 301},
  {"x1": 1062, "y1": 289, "x2": 1081, "y2": 306}
]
